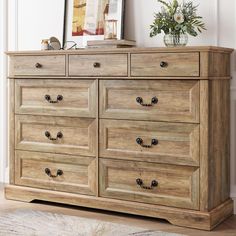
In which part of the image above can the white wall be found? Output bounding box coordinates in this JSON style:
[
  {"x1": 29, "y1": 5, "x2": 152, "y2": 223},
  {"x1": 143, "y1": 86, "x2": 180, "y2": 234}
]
[{"x1": 2, "y1": 0, "x2": 236, "y2": 212}]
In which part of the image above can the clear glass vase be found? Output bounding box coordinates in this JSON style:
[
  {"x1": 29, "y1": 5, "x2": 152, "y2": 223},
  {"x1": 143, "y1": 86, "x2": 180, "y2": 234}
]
[{"x1": 164, "y1": 33, "x2": 188, "y2": 47}]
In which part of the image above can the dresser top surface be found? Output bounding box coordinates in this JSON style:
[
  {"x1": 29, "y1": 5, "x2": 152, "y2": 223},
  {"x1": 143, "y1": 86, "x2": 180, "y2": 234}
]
[{"x1": 6, "y1": 46, "x2": 234, "y2": 56}]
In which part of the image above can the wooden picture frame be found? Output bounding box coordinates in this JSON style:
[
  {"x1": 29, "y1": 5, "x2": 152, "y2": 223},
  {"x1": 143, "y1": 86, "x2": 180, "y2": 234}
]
[{"x1": 63, "y1": 0, "x2": 125, "y2": 48}]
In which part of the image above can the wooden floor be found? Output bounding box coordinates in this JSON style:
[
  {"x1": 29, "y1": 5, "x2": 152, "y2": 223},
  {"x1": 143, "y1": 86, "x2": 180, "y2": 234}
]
[{"x1": 1, "y1": 185, "x2": 236, "y2": 236}]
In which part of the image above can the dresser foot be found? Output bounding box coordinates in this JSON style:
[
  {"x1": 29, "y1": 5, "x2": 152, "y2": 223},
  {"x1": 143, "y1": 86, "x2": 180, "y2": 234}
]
[{"x1": 4, "y1": 185, "x2": 234, "y2": 231}]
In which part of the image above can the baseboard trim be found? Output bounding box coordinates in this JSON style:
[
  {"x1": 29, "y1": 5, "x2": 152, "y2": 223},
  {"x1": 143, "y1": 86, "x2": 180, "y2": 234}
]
[
  {"x1": 233, "y1": 197, "x2": 236, "y2": 214},
  {"x1": 5, "y1": 185, "x2": 234, "y2": 231}
]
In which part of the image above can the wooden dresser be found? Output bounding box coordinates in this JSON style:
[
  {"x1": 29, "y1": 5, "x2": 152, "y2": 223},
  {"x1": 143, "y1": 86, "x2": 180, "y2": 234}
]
[{"x1": 5, "y1": 47, "x2": 234, "y2": 230}]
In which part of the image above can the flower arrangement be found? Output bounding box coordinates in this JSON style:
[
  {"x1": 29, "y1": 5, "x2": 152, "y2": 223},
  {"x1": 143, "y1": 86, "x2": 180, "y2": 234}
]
[{"x1": 150, "y1": 0, "x2": 206, "y2": 45}]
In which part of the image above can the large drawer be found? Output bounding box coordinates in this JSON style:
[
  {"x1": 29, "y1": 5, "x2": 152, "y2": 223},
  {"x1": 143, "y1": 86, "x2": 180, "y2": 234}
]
[
  {"x1": 15, "y1": 79, "x2": 97, "y2": 117},
  {"x1": 131, "y1": 53, "x2": 199, "y2": 77},
  {"x1": 15, "y1": 150, "x2": 97, "y2": 195},
  {"x1": 99, "y1": 159, "x2": 199, "y2": 210},
  {"x1": 15, "y1": 115, "x2": 96, "y2": 157},
  {"x1": 100, "y1": 119, "x2": 199, "y2": 166},
  {"x1": 10, "y1": 55, "x2": 66, "y2": 76},
  {"x1": 100, "y1": 80, "x2": 200, "y2": 123},
  {"x1": 69, "y1": 54, "x2": 128, "y2": 77}
]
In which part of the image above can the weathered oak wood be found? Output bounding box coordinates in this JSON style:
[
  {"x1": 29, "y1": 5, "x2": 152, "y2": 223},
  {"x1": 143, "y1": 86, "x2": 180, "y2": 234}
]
[
  {"x1": 15, "y1": 79, "x2": 97, "y2": 118},
  {"x1": 6, "y1": 47, "x2": 233, "y2": 231},
  {"x1": 99, "y1": 119, "x2": 199, "y2": 166},
  {"x1": 131, "y1": 52, "x2": 200, "y2": 77},
  {"x1": 15, "y1": 151, "x2": 97, "y2": 195},
  {"x1": 5, "y1": 185, "x2": 234, "y2": 231},
  {"x1": 15, "y1": 115, "x2": 97, "y2": 157},
  {"x1": 100, "y1": 80, "x2": 200, "y2": 123}
]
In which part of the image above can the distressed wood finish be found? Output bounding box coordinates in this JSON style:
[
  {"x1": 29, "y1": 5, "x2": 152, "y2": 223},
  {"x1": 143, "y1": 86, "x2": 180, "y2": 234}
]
[
  {"x1": 5, "y1": 185, "x2": 234, "y2": 231},
  {"x1": 200, "y1": 80, "x2": 231, "y2": 211},
  {"x1": 9, "y1": 80, "x2": 15, "y2": 184},
  {"x1": 15, "y1": 151, "x2": 97, "y2": 195},
  {"x1": 69, "y1": 54, "x2": 128, "y2": 77},
  {"x1": 15, "y1": 79, "x2": 97, "y2": 117},
  {"x1": 99, "y1": 158, "x2": 199, "y2": 210},
  {"x1": 131, "y1": 52, "x2": 200, "y2": 77},
  {"x1": 10, "y1": 55, "x2": 66, "y2": 76},
  {"x1": 100, "y1": 80, "x2": 200, "y2": 123},
  {"x1": 99, "y1": 119, "x2": 199, "y2": 166},
  {"x1": 15, "y1": 115, "x2": 97, "y2": 157},
  {"x1": 6, "y1": 47, "x2": 233, "y2": 231}
]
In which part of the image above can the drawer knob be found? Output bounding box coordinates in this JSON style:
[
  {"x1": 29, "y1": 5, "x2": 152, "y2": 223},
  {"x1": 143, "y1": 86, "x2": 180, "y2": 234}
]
[
  {"x1": 136, "y1": 96, "x2": 158, "y2": 107},
  {"x1": 136, "y1": 137, "x2": 158, "y2": 148},
  {"x1": 93, "y1": 62, "x2": 101, "y2": 68},
  {"x1": 45, "y1": 168, "x2": 63, "y2": 178},
  {"x1": 45, "y1": 131, "x2": 63, "y2": 141},
  {"x1": 35, "y1": 63, "x2": 42, "y2": 68},
  {"x1": 45, "y1": 95, "x2": 63, "y2": 104},
  {"x1": 160, "y1": 61, "x2": 168, "y2": 68},
  {"x1": 136, "y1": 178, "x2": 158, "y2": 190}
]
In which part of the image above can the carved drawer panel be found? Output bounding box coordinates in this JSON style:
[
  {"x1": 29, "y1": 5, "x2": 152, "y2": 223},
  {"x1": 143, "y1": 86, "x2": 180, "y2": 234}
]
[
  {"x1": 10, "y1": 55, "x2": 66, "y2": 76},
  {"x1": 15, "y1": 79, "x2": 97, "y2": 117},
  {"x1": 100, "y1": 80, "x2": 200, "y2": 123},
  {"x1": 15, "y1": 115, "x2": 97, "y2": 157},
  {"x1": 15, "y1": 150, "x2": 97, "y2": 195},
  {"x1": 99, "y1": 119, "x2": 199, "y2": 166},
  {"x1": 69, "y1": 54, "x2": 128, "y2": 77},
  {"x1": 99, "y1": 158, "x2": 199, "y2": 210},
  {"x1": 131, "y1": 53, "x2": 199, "y2": 77}
]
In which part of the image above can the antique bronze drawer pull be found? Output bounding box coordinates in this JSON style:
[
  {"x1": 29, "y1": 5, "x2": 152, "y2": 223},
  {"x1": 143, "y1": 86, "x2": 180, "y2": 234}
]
[
  {"x1": 93, "y1": 62, "x2": 101, "y2": 68},
  {"x1": 136, "y1": 137, "x2": 158, "y2": 148},
  {"x1": 160, "y1": 61, "x2": 168, "y2": 68},
  {"x1": 136, "y1": 178, "x2": 158, "y2": 190},
  {"x1": 136, "y1": 96, "x2": 158, "y2": 107},
  {"x1": 45, "y1": 131, "x2": 63, "y2": 141},
  {"x1": 35, "y1": 63, "x2": 42, "y2": 68},
  {"x1": 45, "y1": 168, "x2": 63, "y2": 178},
  {"x1": 45, "y1": 94, "x2": 63, "y2": 103}
]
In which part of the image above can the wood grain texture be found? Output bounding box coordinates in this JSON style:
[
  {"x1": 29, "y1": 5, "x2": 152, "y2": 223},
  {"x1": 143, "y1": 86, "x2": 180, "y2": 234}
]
[
  {"x1": 15, "y1": 79, "x2": 97, "y2": 118},
  {"x1": 6, "y1": 47, "x2": 233, "y2": 231},
  {"x1": 10, "y1": 55, "x2": 66, "y2": 76},
  {"x1": 200, "y1": 52, "x2": 231, "y2": 77},
  {"x1": 69, "y1": 54, "x2": 128, "y2": 77},
  {"x1": 15, "y1": 151, "x2": 97, "y2": 196},
  {"x1": 200, "y1": 80, "x2": 231, "y2": 211},
  {"x1": 100, "y1": 80, "x2": 200, "y2": 123},
  {"x1": 131, "y1": 52, "x2": 200, "y2": 77},
  {"x1": 99, "y1": 119, "x2": 199, "y2": 166},
  {"x1": 5, "y1": 185, "x2": 234, "y2": 230},
  {"x1": 15, "y1": 115, "x2": 97, "y2": 157},
  {"x1": 9, "y1": 79, "x2": 15, "y2": 184},
  {"x1": 99, "y1": 158, "x2": 199, "y2": 210}
]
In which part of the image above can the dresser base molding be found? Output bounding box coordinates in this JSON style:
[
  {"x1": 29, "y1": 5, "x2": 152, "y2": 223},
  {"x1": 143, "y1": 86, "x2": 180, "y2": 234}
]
[{"x1": 5, "y1": 185, "x2": 233, "y2": 231}]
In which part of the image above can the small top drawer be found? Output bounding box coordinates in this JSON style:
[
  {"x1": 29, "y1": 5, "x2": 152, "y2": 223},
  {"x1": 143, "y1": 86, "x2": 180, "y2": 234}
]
[
  {"x1": 69, "y1": 54, "x2": 128, "y2": 77},
  {"x1": 10, "y1": 55, "x2": 66, "y2": 76},
  {"x1": 131, "y1": 53, "x2": 199, "y2": 77}
]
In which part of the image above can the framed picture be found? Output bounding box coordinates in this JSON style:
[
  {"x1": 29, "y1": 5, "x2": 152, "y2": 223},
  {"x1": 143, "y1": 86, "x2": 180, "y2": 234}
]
[{"x1": 63, "y1": 0, "x2": 125, "y2": 48}]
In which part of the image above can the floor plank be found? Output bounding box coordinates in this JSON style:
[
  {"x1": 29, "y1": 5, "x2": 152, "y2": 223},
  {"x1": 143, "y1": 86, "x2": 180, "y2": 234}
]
[{"x1": 0, "y1": 184, "x2": 235, "y2": 235}]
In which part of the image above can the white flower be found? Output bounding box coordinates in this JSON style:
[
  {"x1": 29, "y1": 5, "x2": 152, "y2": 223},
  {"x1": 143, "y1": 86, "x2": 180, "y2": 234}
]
[{"x1": 174, "y1": 13, "x2": 185, "y2": 24}]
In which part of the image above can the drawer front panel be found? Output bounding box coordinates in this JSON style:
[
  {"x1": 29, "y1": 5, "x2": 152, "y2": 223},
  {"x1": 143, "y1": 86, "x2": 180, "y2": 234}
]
[
  {"x1": 131, "y1": 53, "x2": 199, "y2": 77},
  {"x1": 15, "y1": 115, "x2": 96, "y2": 157},
  {"x1": 15, "y1": 79, "x2": 97, "y2": 117},
  {"x1": 99, "y1": 159, "x2": 199, "y2": 210},
  {"x1": 69, "y1": 54, "x2": 128, "y2": 77},
  {"x1": 100, "y1": 80, "x2": 200, "y2": 123},
  {"x1": 100, "y1": 119, "x2": 199, "y2": 166},
  {"x1": 15, "y1": 151, "x2": 97, "y2": 195},
  {"x1": 11, "y1": 55, "x2": 66, "y2": 76}
]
